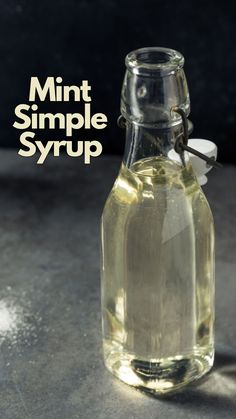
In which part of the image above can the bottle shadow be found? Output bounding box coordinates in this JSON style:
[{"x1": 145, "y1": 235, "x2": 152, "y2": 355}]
[{"x1": 143, "y1": 351, "x2": 236, "y2": 413}]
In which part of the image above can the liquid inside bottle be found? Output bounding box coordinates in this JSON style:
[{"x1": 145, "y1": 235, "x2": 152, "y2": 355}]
[
  {"x1": 101, "y1": 47, "x2": 215, "y2": 394},
  {"x1": 101, "y1": 157, "x2": 214, "y2": 393}
]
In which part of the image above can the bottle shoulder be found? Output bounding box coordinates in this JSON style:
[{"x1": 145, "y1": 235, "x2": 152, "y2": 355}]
[{"x1": 102, "y1": 159, "x2": 214, "y2": 226}]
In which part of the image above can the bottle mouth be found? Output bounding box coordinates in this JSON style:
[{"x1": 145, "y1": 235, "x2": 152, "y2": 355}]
[{"x1": 125, "y1": 47, "x2": 184, "y2": 76}]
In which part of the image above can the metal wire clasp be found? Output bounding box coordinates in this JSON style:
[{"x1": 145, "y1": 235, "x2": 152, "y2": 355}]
[
  {"x1": 117, "y1": 115, "x2": 126, "y2": 129},
  {"x1": 172, "y1": 107, "x2": 222, "y2": 168},
  {"x1": 118, "y1": 109, "x2": 222, "y2": 169}
]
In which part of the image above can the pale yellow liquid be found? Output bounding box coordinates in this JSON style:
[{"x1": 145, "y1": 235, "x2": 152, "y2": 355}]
[{"x1": 101, "y1": 157, "x2": 214, "y2": 394}]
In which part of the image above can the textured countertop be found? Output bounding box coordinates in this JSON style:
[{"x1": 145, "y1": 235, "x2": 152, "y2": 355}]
[{"x1": 0, "y1": 150, "x2": 235, "y2": 419}]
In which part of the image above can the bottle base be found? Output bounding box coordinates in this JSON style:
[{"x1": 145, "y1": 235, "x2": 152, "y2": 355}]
[{"x1": 104, "y1": 341, "x2": 214, "y2": 395}]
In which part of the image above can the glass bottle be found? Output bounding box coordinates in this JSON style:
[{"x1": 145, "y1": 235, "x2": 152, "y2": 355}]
[{"x1": 100, "y1": 47, "x2": 215, "y2": 394}]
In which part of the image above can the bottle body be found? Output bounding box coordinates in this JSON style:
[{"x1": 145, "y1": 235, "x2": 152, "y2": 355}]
[
  {"x1": 101, "y1": 47, "x2": 215, "y2": 394},
  {"x1": 101, "y1": 156, "x2": 214, "y2": 393}
]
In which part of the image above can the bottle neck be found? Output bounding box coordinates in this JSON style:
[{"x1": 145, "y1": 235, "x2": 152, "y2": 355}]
[{"x1": 123, "y1": 121, "x2": 184, "y2": 168}]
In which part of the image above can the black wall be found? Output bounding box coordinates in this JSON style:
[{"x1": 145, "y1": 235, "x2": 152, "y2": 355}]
[{"x1": 1, "y1": 0, "x2": 236, "y2": 163}]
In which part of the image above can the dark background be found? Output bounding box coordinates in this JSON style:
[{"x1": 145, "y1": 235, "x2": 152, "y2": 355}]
[{"x1": 0, "y1": 0, "x2": 236, "y2": 163}]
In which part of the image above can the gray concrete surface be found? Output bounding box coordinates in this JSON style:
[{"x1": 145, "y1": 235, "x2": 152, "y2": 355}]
[{"x1": 0, "y1": 150, "x2": 235, "y2": 418}]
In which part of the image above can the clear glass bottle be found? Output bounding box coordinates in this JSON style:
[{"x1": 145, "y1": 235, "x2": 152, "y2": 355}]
[{"x1": 101, "y1": 47, "x2": 215, "y2": 394}]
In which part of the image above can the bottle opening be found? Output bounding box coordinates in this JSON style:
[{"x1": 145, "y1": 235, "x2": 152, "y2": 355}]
[{"x1": 126, "y1": 47, "x2": 184, "y2": 76}]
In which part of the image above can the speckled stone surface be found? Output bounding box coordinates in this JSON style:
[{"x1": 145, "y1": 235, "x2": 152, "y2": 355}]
[{"x1": 0, "y1": 151, "x2": 235, "y2": 419}]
